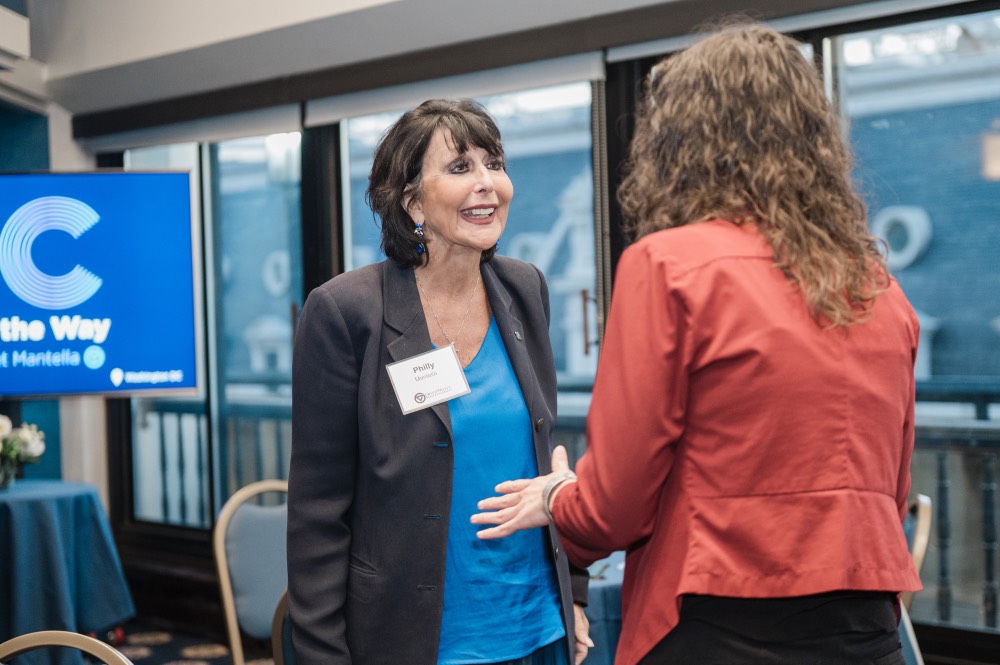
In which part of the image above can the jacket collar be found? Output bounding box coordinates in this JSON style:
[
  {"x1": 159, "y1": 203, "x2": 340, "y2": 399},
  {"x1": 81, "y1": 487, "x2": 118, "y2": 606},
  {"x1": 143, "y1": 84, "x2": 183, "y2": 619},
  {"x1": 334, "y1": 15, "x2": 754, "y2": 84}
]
[
  {"x1": 481, "y1": 261, "x2": 536, "y2": 417},
  {"x1": 380, "y1": 258, "x2": 535, "y2": 434},
  {"x1": 382, "y1": 260, "x2": 425, "y2": 344}
]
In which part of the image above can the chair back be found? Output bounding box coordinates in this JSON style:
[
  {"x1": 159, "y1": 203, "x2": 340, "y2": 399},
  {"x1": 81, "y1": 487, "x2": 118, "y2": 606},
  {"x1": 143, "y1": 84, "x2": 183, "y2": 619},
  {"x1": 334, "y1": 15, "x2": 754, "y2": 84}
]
[
  {"x1": 0, "y1": 630, "x2": 134, "y2": 665},
  {"x1": 902, "y1": 493, "x2": 932, "y2": 610},
  {"x1": 214, "y1": 479, "x2": 288, "y2": 665},
  {"x1": 899, "y1": 604, "x2": 925, "y2": 665},
  {"x1": 272, "y1": 589, "x2": 296, "y2": 665}
]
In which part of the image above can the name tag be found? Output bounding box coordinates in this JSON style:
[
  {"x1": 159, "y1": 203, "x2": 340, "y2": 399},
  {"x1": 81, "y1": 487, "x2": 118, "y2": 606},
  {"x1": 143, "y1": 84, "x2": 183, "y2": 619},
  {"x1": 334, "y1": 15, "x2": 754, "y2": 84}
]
[{"x1": 385, "y1": 345, "x2": 471, "y2": 414}]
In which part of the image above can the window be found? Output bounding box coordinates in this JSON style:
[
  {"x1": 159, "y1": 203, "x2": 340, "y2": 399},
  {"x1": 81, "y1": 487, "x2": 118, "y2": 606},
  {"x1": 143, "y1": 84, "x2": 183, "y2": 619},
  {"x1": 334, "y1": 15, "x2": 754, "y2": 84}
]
[
  {"x1": 125, "y1": 133, "x2": 302, "y2": 528},
  {"x1": 831, "y1": 8, "x2": 1000, "y2": 632},
  {"x1": 834, "y1": 10, "x2": 1000, "y2": 390},
  {"x1": 208, "y1": 134, "x2": 301, "y2": 509},
  {"x1": 124, "y1": 143, "x2": 207, "y2": 527}
]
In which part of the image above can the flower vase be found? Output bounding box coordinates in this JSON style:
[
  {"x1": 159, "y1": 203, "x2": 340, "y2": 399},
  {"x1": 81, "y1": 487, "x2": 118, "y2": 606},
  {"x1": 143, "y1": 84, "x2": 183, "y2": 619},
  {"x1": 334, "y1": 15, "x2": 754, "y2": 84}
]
[{"x1": 0, "y1": 461, "x2": 15, "y2": 489}]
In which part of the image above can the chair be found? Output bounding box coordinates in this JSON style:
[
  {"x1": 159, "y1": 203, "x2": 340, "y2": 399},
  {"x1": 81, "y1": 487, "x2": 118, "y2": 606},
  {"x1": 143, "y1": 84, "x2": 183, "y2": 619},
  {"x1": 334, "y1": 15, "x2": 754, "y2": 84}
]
[
  {"x1": 899, "y1": 494, "x2": 931, "y2": 665},
  {"x1": 213, "y1": 479, "x2": 288, "y2": 665},
  {"x1": 0, "y1": 630, "x2": 134, "y2": 665},
  {"x1": 899, "y1": 604, "x2": 925, "y2": 665},
  {"x1": 271, "y1": 588, "x2": 295, "y2": 665},
  {"x1": 902, "y1": 493, "x2": 932, "y2": 610}
]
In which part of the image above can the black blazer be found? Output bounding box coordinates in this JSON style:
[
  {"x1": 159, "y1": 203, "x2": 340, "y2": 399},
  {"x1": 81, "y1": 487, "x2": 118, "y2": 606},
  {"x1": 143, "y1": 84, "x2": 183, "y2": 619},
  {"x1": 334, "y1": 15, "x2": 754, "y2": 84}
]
[{"x1": 288, "y1": 256, "x2": 587, "y2": 665}]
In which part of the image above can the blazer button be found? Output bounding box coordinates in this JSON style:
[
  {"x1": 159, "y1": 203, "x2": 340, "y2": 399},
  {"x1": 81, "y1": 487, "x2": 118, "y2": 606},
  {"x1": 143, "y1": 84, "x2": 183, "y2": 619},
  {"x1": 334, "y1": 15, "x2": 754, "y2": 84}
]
[{"x1": 534, "y1": 418, "x2": 545, "y2": 432}]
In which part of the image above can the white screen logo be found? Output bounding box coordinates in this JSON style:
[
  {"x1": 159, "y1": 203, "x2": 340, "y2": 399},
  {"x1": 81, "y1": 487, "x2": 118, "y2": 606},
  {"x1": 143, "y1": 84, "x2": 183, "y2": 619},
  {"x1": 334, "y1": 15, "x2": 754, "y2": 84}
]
[{"x1": 0, "y1": 196, "x2": 103, "y2": 310}]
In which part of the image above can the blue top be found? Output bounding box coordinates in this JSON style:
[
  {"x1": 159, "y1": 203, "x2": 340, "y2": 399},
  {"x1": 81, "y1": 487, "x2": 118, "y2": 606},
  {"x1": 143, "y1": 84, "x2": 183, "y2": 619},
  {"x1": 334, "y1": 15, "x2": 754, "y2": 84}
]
[{"x1": 437, "y1": 317, "x2": 565, "y2": 664}]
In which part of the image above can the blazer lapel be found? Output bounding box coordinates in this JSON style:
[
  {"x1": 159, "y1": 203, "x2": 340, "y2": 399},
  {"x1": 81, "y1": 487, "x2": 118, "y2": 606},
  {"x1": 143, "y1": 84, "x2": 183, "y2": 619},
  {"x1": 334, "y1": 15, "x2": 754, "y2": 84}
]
[
  {"x1": 481, "y1": 263, "x2": 537, "y2": 419},
  {"x1": 382, "y1": 261, "x2": 453, "y2": 435}
]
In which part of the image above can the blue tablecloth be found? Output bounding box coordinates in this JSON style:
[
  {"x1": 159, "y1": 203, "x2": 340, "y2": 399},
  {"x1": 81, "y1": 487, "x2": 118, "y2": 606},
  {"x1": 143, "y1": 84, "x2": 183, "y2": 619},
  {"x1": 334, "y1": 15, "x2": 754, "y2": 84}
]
[
  {"x1": 584, "y1": 551, "x2": 624, "y2": 665},
  {"x1": 0, "y1": 480, "x2": 136, "y2": 665}
]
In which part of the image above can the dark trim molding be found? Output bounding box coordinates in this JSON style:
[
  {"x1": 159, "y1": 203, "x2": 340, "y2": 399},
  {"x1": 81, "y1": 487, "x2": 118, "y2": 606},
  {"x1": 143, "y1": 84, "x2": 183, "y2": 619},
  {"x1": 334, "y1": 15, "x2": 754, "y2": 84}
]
[
  {"x1": 0, "y1": 399, "x2": 21, "y2": 423},
  {"x1": 916, "y1": 622, "x2": 1000, "y2": 665},
  {"x1": 300, "y1": 123, "x2": 344, "y2": 294},
  {"x1": 72, "y1": 0, "x2": 877, "y2": 138},
  {"x1": 602, "y1": 58, "x2": 650, "y2": 279},
  {"x1": 94, "y1": 151, "x2": 124, "y2": 169}
]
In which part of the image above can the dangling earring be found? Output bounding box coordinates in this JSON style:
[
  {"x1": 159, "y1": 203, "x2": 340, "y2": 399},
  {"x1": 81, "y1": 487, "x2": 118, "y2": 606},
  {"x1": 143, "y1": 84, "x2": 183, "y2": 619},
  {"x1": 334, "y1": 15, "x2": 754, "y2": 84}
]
[{"x1": 414, "y1": 222, "x2": 425, "y2": 255}]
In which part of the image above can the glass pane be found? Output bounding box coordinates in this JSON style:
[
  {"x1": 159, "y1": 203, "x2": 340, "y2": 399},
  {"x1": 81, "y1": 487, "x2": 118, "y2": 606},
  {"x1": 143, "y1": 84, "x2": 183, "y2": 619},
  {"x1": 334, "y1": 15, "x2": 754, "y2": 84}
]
[
  {"x1": 833, "y1": 9, "x2": 1000, "y2": 632},
  {"x1": 125, "y1": 143, "x2": 210, "y2": 528},
  {"x1": 342, "y1": 83, "x2": 598, "y2": 440},
  {"x1": 210, "y1": 133, "x2": 301, "y2": 507},
  {"x1": 125, "y1": 133, "x2": 302, "y2": 528}
]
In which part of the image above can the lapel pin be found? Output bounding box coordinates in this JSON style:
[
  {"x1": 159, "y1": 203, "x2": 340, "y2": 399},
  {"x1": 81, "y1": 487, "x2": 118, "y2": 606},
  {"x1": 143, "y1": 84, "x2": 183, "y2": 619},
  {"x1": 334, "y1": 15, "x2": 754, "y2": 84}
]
[{"x1": 514, "y1": 331, "x2": 523, "y2": 341}]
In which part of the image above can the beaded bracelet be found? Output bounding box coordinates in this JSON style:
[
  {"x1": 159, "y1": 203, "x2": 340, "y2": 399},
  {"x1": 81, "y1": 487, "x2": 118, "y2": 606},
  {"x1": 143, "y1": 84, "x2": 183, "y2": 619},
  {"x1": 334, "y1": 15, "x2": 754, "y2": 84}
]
[{"x1": 542, "y1": 471, "x2": 577, "y2": 523}]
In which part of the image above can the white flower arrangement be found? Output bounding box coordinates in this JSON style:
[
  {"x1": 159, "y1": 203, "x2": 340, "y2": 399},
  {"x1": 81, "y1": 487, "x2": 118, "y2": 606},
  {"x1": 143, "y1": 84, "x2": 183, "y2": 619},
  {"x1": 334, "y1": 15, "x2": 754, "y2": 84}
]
[{"x1": 0, "y1": 414, "x2": 46, "y2": 469}]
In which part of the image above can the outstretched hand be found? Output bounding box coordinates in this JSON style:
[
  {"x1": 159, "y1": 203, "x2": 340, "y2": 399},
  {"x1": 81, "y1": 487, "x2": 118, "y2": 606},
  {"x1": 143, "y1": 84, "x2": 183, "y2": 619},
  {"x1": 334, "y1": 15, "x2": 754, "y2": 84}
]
[{"x1": 471, "y1": 445, "x2": 572, "y2": 539}]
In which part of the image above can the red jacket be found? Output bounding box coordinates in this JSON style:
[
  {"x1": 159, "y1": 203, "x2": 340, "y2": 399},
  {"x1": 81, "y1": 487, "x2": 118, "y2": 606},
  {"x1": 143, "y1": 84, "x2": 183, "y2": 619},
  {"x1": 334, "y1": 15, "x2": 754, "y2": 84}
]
[{"x1": 552, "y1": 219, "x2": 922, "y2": 665}]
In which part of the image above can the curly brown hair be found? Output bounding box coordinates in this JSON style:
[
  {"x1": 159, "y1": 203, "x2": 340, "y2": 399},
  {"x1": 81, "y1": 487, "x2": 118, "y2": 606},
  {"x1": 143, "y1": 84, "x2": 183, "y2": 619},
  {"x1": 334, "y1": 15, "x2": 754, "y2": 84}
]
[{"x1": 618, "y1": 23, "x2": 888, "y2": 327}]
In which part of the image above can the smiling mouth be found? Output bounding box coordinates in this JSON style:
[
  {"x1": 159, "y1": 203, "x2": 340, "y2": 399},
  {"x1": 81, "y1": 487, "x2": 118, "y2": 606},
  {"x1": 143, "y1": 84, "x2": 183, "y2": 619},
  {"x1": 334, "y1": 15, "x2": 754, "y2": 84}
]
[{"x1": 461, "y1": 207, "x2": 495, "y2": 220}]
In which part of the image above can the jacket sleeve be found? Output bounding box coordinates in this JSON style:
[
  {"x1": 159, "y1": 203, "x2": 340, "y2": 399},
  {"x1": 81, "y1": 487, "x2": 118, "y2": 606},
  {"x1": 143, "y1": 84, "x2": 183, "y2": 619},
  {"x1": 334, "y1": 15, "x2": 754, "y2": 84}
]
[
  {"x1": 896, "y1": 308, "x2": 919, "y2": 523},
  {"x1": 287, "y1": 286, "x2": 359, "y2": 665},
  {"x1": 570, "y1": 564, "x2": 589, "y2": 606},
  {"x1": 552, "y1": 242, "x2": 688, "y2": 566}
]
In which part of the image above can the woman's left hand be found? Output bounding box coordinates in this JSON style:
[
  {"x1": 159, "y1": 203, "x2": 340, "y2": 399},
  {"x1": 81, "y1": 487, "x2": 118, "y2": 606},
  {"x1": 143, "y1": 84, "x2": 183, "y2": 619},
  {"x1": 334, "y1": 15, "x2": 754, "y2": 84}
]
[
  {"x1": 573, "y1": 603, "x2": 594, "y2": 664},
  {"x1": 471, "y1": 445, "x2": 572, "y2": 539}
]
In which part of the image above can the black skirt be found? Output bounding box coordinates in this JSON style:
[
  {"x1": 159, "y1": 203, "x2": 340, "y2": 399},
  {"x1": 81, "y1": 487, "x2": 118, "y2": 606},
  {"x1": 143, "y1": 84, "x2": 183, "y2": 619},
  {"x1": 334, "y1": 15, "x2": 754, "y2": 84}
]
[{"x1": 640, "y1": 591, "x2": 904, "y2": 665}]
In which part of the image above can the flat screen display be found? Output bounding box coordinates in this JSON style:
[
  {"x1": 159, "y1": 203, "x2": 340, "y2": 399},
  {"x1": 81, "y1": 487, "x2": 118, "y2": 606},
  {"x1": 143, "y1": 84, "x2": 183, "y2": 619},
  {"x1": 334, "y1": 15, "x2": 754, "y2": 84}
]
[{"x1": 0, "y1": 171, "x2": 198, "y2": 397}]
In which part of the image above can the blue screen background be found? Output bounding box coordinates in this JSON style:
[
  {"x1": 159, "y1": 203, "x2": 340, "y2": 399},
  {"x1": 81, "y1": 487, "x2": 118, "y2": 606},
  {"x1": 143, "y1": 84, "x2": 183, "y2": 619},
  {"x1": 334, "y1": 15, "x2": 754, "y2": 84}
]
[{"x1": 0, "y1": 172, "x2": 197, "y2": 397}]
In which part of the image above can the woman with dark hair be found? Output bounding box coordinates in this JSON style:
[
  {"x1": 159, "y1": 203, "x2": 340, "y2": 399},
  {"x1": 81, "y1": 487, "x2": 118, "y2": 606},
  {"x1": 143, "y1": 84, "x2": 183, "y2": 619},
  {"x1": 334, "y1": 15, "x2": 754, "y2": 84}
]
[
  {"x1": 473, "y1": 24, "x2": 921, "y2": 665},
  {"x1": 288, "y1": 99, "x2": 591, "y2": 665}
]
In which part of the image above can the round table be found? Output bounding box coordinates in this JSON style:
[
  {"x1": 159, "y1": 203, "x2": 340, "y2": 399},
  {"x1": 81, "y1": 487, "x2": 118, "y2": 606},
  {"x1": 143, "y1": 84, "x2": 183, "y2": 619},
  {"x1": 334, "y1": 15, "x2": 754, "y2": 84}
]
[{"x1": 0, "y1": 480, "x2": 135, "y2": 665}]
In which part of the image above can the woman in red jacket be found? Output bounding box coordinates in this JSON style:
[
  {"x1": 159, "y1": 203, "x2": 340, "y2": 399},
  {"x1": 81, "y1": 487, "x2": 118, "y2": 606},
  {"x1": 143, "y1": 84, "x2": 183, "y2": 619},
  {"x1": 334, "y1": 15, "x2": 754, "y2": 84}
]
[{"x1": 473, "y1": 23, "x2": 921, "y2": 665}]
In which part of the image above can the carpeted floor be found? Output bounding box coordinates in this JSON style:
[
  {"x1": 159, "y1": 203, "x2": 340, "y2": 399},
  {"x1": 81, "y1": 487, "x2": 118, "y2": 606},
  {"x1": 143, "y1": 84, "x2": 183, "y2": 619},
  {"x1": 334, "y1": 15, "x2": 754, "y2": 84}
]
[{"x1": 109, "y1": 619, "x2": 273, "y2": 665}]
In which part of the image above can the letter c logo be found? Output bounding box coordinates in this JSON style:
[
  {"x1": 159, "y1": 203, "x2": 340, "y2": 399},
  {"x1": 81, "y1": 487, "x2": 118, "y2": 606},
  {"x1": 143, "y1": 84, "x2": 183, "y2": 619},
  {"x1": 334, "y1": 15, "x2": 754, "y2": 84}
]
[{"x1": 0, "y1": 196, "x2": 102, "y2": 309}]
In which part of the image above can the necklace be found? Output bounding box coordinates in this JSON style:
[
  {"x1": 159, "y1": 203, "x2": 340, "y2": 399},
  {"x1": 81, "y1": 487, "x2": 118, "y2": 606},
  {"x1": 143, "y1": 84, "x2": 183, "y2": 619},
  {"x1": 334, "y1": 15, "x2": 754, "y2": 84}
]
[{"x1": 415, "y1": 271, "x2": 481, "y2": 356}]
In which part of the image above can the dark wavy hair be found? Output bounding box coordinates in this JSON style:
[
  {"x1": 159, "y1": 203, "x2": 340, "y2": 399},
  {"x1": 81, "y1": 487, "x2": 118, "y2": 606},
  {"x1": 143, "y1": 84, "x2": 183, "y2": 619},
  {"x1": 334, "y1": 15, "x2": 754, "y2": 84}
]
[
  {"x1": 366, "y1": 99, "x2": 504, "y2": 268},
  {"x1": 618, "y1": 23, "x2": 888, "y2": 327}
]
